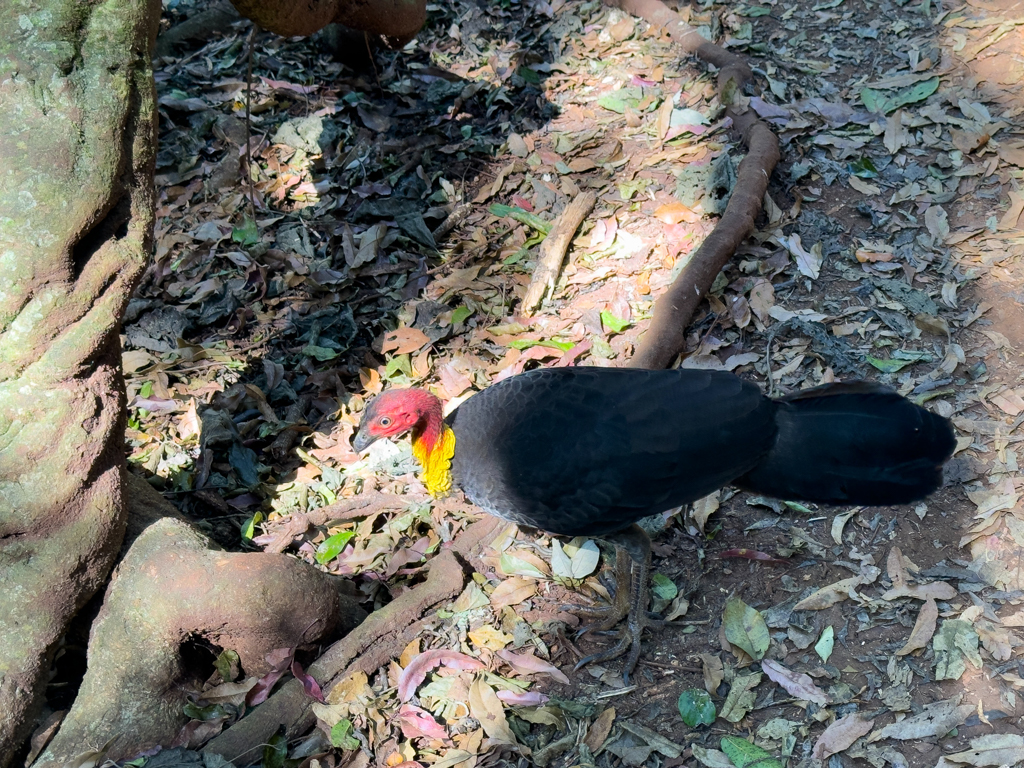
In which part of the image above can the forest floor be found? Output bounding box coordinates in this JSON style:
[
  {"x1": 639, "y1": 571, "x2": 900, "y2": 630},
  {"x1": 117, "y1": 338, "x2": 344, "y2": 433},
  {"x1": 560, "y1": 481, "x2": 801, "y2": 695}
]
[{"x1": 113, "y1": 0, "x2": 1024, "y2": 766}]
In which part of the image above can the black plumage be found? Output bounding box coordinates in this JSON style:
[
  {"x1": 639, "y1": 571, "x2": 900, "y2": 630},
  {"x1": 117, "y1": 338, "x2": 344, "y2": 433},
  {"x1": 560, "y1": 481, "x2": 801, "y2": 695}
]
[{"x1": 446, "y1": 367, "x2": 954, "y2": 535}]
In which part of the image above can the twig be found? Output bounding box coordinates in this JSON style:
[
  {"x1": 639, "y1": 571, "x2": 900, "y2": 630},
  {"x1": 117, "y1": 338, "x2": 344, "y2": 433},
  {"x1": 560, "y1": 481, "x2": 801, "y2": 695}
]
[{"x1": 521, "y1": 192, "x2": 597, "y2": 315}]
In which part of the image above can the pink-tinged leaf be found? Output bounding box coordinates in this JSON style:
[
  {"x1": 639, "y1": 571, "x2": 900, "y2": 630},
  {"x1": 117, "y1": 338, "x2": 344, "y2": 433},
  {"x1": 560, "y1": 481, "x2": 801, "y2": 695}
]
[
  {"x1": 265, "y1": 647, "x2": 295, "y2": 669},
  {"x1": 812, "y1": 714, "x2": 875, "y2": 760},
  {"x1": 553, "y1": 340, "x2": 592, "y2": 368},
  {"x1": 398, "y1": 649, "x2": 486, "y2": 702},
  {"x1": 245, "y1": 667, "x2": 286, "y2": 707},
  {"x1": 260, "y1": 76, "x2": 318, "y2": 94},
  {"x1": 131, "y1": 396, "x2": 180, "y2": 412},
  {"x1": 762, "y1": 659, "x2": 830, "y2": 706},
  {"x1": 291, "y1": 660, "x2": 325, "y2": 703},
  {"x1": 496, "y1": 690, "x2": 550, "y2": 706},
  {"x1": 497, "y1": 649, "x2": 570, "y2": 684},
  {"x1": 395, "y1": 704, "x2": 449, "y2": 740},
  {"x1": 720, "y1": 549, "x2": 789, "y2": 564}
]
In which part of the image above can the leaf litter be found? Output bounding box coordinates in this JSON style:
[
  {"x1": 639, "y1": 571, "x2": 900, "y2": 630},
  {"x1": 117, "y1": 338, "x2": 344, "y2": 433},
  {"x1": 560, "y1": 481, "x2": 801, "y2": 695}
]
[{"x1": 124, "y1": 0, "x2": 1024, "y2": 765}]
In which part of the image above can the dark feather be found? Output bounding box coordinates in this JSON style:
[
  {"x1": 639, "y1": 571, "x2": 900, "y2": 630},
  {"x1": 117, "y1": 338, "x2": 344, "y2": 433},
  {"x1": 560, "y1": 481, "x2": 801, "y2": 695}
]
[{"x1": 446, "y1": 368, "x2": 954, "y2": 536}]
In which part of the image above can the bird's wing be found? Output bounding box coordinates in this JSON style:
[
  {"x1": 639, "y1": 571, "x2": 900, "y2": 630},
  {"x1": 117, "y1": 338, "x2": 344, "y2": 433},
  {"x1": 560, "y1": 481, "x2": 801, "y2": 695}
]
[{"x1": 449, "y1": 367, "x2": 776, "y2": 536}]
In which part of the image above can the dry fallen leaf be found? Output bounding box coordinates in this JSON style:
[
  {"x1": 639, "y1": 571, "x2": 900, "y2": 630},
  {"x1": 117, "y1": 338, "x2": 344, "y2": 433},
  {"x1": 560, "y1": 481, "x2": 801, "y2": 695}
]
[
  {"x1": 813, "y1": 714, "x2": 875, "y2": 760},
  {"x1": 468, "y1": 677, "x2": 517, "y2": 743},
  {"x1": 381, "y1": 327, "x2": 431, "y2": 355},
  {"x1": 762, "y1": 659, "x2": 830, "y2": 706},
  {"x1": 584, "y1": 707, "x2": 616, "y2": 752},
  {"x1": 897, "y1": 597, "x2": 938, "y2": 655}
]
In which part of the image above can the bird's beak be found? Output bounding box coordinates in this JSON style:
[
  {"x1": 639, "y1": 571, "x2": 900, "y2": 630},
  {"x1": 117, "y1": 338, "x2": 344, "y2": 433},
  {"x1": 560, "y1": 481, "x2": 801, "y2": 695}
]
[{"x1": 351, "y1": 428, "x2": 377, "y2": 453}]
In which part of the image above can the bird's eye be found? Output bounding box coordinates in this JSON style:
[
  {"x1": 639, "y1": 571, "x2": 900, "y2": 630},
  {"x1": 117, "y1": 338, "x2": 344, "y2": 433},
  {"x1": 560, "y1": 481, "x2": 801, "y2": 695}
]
[{"x1": 379, "y1": 417, "x2": 392, "y2": 427}]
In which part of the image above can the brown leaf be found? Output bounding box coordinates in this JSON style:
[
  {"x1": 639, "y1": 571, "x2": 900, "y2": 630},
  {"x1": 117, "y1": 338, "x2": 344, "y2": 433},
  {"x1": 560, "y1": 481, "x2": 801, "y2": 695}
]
[
  {"x1": 489, "y1": 577, "x2": 537, "y2": 610},
  {"x1": 762, "y1": 659, "x2": 830, "y2": 705},
  {"x1": 381, "y1": 327, "x2": 431, "y2": 355},
  {"x1": 813, "y1": 714, "x2": 875, "y2": 760},
  {"x1": 608, "y1": 16, "x2": 635, "y2": 41},
  {"x1": 654, "y1": 201, "x2": 700, "y2": 224},
  {"x1": 468, "y1": 678, "x2": 516, "y2": 743},
  {"x1": 700, "y1": 653, "x2": 724, "y2": 694},
  {"x1": 897, "y1": 597, "x2": 938, "y2": 655},
  {"x1": 584, "y1": 707, "x2": 616, "y2": 752}
]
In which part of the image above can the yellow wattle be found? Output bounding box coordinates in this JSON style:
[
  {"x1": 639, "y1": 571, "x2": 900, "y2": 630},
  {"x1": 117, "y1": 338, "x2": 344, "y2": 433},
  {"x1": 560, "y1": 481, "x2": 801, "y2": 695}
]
[{"x1": 411, "y1": 424, "x2": 456, "y2": 497}]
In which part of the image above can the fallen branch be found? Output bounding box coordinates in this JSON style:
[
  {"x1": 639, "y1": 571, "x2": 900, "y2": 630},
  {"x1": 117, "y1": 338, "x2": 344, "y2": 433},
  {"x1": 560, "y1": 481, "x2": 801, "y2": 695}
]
[
  {"x1": 203, "y1": 515, "x2": 501, "y2": 764},
  {"x1": 522, "y1": 191, "x2": 597, "y2": 315},
  {"x1": 606, "y1": 0, "x2": 781, "y2": 370}
]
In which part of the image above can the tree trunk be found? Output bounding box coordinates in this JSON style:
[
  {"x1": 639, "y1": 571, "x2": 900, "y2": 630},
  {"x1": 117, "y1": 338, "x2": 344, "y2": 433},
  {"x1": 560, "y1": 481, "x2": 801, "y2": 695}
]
[{"x1": 0, "y1": 0, "x2": 161, "y2": 761}]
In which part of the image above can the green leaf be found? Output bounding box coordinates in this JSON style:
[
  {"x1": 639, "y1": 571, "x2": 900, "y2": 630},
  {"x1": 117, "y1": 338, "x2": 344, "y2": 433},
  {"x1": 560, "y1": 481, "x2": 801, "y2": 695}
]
[
  {"x1": 721, "y1": 736, "x2": 785, "y2": 768},
  {"x1": 303, "y1": 344, "x2": 340, "y2": 361},
  {"x1": 508, "y1": 338, "x2": 575, "y2": 351},
  {"x1": 866, "y1": 356, "x2": 914, "y2": 373},
  {"x1": 678, "y1": 688, "x2": 717, "y2": 727},
  {"x1": 262, "y1": 728, "x2": 288, "y2": 768},
  {"x1": 215, "y1": 649, "x2": 240, "y2": 682},
  {"x1": 651, "y1": 573, "x2": 678, "y2": 601},
  {"x1": 517, "y1": 66, "x2": 541, "y2": 84},
  {"x1": 488, "y1": 203, "x2": 552, "y2": 234},
  {"x1": 848, "y1": 157, "x2": 879, "y2": 177},
  {"x1": 723, "y1": 596, "x2": 769, "y2": 660},
  {"x1": 330, "y1": 719, "x2": 361, "y2": 750},
  {"x1": 783, "y1": 501, "x2": 814, "y2": 515},
  {"x1": 860, "y1": 76, "x2": 940, "y2": 114},
  {"x1": 241, "y1": 511, "x2": 263, "y2": 540},
  {"x1": 315, "y1": 531, "x2": 355, "y2": 565},
  {"x1": 232, "y1": 217, "x2": 260, "y2": 246},
  {"x1": 183, "y1": 701, "x2": 229, "y2": 721},
  {"x1": 600, "y1": 310, "x2": 632, "y2": 334},
  {"x1": 815, "y1": 625, "x2": 835, "y2": 662},
  {"x1": 551, "y1": 538, "x2": 601, "y2": 581},
  {"x1": 385, "y1": 353, "x2": 412, "y2": 378},
  {"x1": 597, "y1": 94, "x2": 628, "y2": 113},
  {"x1": 500, "y1": 551, "x2": 548, "y2": 579},
  {"x1": 451, "y1": 305, "x2": 473, "y2": 324}
]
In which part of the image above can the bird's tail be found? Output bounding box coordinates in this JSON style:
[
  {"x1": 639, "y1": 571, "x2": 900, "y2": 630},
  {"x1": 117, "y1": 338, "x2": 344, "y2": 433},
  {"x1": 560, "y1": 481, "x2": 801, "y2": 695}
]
[{"x1": 736, "y1": 382, "x2": 955, "y2": 506}]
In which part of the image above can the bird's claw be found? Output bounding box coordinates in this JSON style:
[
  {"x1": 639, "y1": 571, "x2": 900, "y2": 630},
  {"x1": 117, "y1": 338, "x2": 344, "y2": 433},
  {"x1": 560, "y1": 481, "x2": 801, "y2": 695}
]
[
  {"x1": 565, "y1": 601, "x2": 630, "y2": 637},
  {"x1": 572, "y1": 622, "x2": 644, "y2": 685}
]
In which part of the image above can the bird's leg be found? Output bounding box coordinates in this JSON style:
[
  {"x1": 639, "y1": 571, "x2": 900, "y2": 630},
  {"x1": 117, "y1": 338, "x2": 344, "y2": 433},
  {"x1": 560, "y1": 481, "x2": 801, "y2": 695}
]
[
  {"x1": 572, "y1": 524, "x2": 652, "y2": 684},
  {"x1": 566, "y1": 543, "x2": 632, "y2": 632}
]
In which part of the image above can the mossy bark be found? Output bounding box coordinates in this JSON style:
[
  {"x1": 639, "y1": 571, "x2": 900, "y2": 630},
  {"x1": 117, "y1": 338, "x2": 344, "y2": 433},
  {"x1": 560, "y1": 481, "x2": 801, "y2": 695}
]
[{"x1": 0, "y1": 0, "x2": 160, "y2": 761}]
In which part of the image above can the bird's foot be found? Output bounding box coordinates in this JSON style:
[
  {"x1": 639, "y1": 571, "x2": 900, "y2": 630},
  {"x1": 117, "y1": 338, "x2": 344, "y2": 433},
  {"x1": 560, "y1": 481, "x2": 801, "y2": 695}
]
[
  {"x1": 569, "y1": 524, "x2": 652, "y2": 685},
  {"x1": 573, "y1": 612, "x2": 645, "y2": 685},
  {"x1": 566, "y1": 544, "x2": 632, "y2": 635}
]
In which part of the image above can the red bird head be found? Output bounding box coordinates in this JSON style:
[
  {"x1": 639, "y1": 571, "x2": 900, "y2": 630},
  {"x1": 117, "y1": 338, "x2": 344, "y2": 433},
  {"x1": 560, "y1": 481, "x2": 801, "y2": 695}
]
[{"x1": 351, "y1": 388, "x2": 444, "y2": 452}]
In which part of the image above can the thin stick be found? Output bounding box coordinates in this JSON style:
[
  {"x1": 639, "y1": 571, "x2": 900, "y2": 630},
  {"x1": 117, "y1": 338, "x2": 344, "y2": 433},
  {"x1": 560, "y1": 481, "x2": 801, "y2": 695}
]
[{"x1": 522, "y1": 191, "x2": 597, "y2": 315}]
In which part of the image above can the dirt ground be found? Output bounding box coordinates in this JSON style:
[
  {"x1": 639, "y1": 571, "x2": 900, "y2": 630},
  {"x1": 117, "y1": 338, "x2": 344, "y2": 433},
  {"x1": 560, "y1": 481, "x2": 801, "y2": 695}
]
[{"x1": 97, "y1": 0, "x2": 1024, "y2": 765}]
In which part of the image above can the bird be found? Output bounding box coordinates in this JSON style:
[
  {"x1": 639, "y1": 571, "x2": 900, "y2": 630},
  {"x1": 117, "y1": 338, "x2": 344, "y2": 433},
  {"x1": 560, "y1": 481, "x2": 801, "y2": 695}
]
[{"x1": 352, "y1": 366, "x2": 955, "y2": 682}]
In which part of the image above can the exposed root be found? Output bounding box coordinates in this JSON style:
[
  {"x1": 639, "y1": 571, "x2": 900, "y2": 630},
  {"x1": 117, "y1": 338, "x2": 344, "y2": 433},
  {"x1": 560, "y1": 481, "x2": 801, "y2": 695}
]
[{"x1": 606, "y1": 0, "x2": 781, "y2": 370}]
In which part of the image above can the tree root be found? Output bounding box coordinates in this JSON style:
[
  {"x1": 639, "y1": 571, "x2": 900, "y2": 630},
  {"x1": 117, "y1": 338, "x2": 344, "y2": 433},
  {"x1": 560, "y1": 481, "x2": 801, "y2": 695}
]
[
  {"x1": 33, "y1": 498, "x2": 364, "y2": 768},
  {"x1": 203, "y1": 515, "x2": 501, "y2": 765},
  {"x1": 607, "y1": 0, "x2": 781, "y2": 370}
]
